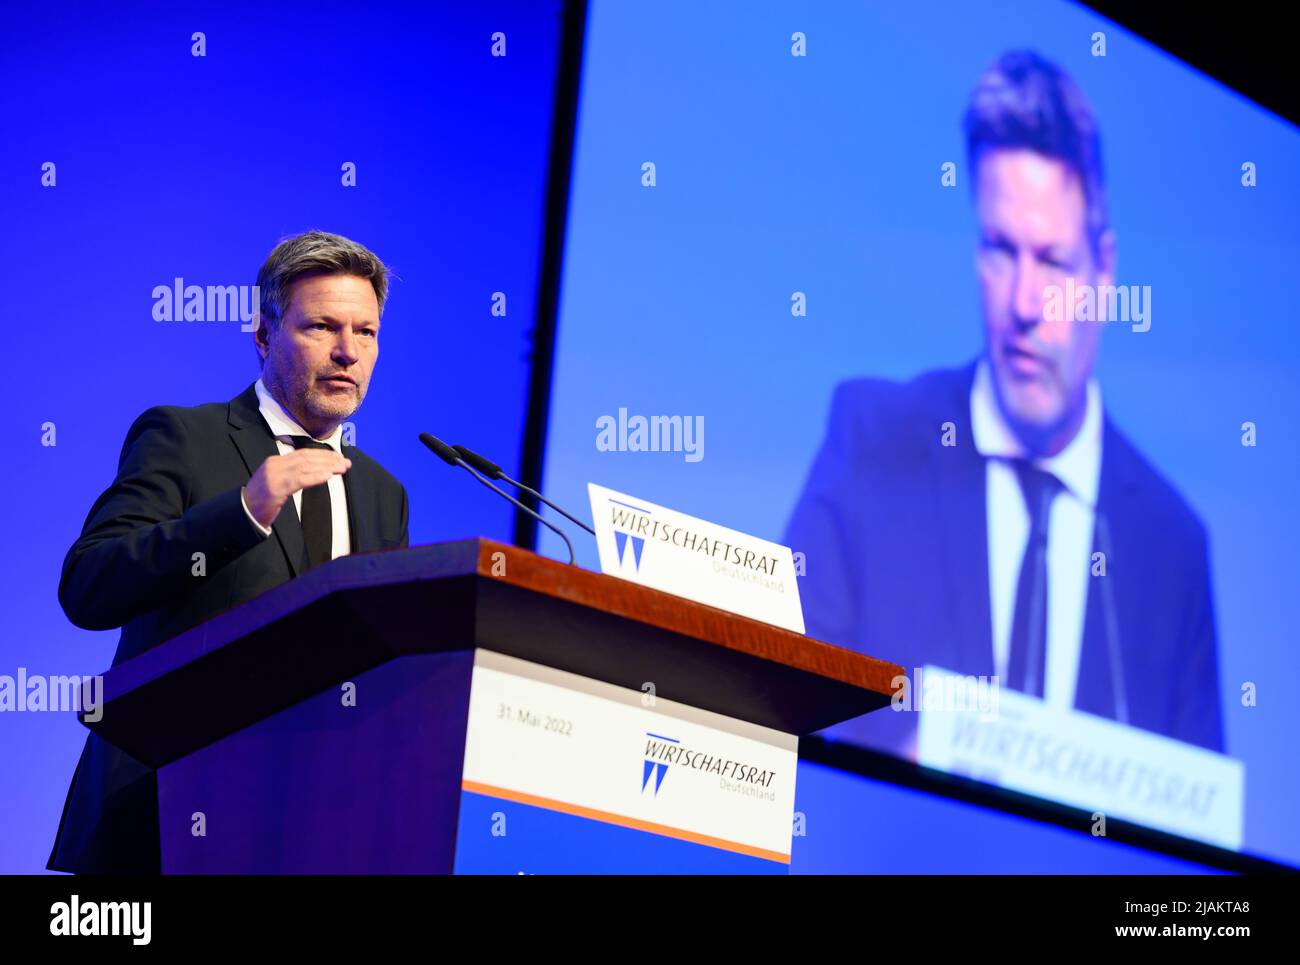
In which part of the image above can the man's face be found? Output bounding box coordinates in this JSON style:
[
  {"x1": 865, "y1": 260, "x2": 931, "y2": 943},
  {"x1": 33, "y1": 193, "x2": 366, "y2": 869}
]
[
  {"x1": 974, "y1": 148, "x2": 1113, "y2": 453},
  {"x1": 256, "y1": 273, "x2": 380, "y2": 436}
]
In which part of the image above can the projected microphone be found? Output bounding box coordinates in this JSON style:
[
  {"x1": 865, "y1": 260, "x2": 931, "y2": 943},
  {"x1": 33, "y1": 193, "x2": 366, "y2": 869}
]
[
  {"x1": 1094, "y1": 509, "x2": 1130, "y2": 727},
  {"x1": 451, "y1": 443, "x2": 596, "y2": 536},
  {"x1": 419, "y1": 433, "x2": 576, "y2": 565}
]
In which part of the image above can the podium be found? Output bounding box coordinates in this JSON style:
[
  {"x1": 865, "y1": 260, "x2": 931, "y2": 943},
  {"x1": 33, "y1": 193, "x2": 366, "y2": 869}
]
[{"x1": 85, "y1": 539, "x2": 901, "y2": 873}]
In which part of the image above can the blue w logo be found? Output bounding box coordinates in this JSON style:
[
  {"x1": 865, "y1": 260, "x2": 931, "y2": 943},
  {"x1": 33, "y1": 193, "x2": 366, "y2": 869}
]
[
  {"x1": 642, "y1": 732, "x2": 679, "y2": 796},
  {"x1": 642, "y1": 759, "x2": 668, "y2": 795},
  {"x1": 615, "y1": 530, "x2": 646, "y2": 571}
]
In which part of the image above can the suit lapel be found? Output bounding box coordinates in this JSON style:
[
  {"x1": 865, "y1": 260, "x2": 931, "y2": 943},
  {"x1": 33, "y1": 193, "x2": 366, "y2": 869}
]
[
  {"x1": 1076, "y1": 562, "x2": 1114, "y2": 717},
  {"x1": 1075, "y1": 418, "x2": 1140, "y2": 717},
  {"x1": 227, "y1": 383, "x2": 304, "y2": 578},
  {"x1": 927, "y1": 364, "x2": 994, "y2": 677},
  {"x1": 341, "y1": 446, "x2": 371, "y2": 553}
]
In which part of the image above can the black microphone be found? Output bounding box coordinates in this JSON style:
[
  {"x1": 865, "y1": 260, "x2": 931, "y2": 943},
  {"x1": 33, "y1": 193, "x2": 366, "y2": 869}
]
[
  {"x1": 1094, "y1": 509, "x2": 1130, "y2": 726},
  {"x1": 419, "y1": 432, "x2": 576, "y2": 565},
  {"x1": 451, "y1": 443, "x2": 596, "y2": 536}
]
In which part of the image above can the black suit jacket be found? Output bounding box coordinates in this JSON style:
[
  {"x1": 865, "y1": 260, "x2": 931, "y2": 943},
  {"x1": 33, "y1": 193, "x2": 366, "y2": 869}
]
[
  {"x1": 49, "y1": 383, "x2": 409, "y2": 874},
  {"x1": 785, "y1": 362, "x2": 1224, "y2": 756}
]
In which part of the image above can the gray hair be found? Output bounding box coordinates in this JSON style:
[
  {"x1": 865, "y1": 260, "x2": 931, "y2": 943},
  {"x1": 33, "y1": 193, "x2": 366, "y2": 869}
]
[
  {"x1": 255, "y1": 230, "x2": 390, "y2": 336},
  {"x1": 964, "y1": 50, "x2": 1109, "y2": 257}
]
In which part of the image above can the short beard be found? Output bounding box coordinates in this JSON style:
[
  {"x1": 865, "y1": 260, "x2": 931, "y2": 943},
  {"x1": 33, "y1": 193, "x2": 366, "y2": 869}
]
[
  {"x1": 263, "y1": 361, "x2": 359, "y2": 437},
  {"x1": 996, "y1": 379, "x2": 1085, "y2": 458}
]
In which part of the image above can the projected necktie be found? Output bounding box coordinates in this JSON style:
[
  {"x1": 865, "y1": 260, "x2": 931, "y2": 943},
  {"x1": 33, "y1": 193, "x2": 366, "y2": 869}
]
[
  {"x1": 1006, "y1": 460, "x2": 1061, "y2": 699},
  {"x1": 290, "y1": 436, "x2": 334, "y2": 570}
]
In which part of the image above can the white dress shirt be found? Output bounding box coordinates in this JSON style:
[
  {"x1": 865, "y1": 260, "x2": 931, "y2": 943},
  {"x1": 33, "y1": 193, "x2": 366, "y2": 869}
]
[
  {"x1": 970, "y1": 360, "x2": 1102, "y2": 710},
  {"x1": 239, "y1": 379, "x2": 352, "y2": 561}
]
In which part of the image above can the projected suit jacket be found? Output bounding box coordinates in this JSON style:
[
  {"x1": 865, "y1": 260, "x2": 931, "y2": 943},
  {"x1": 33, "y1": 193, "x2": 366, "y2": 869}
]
[
  {"x1": 784, "y1": 362, "x2": 1224, "y2": 756},
  {"x1": 50, "y1": 383, "x2": 409, "y2": 874}
]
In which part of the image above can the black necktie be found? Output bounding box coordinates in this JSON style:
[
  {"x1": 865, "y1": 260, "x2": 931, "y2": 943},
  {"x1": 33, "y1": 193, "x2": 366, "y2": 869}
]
[
  {"x1": 1006, "y1": 460, "x2": 1061, "y2": 698},
  {"x1": 290, "y1": 436, "x2": 334, "y2": 570}
]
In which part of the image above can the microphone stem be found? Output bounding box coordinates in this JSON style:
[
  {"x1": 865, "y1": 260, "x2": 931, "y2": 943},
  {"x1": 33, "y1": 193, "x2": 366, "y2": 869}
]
[
  {"x1": 458, "y1": 461, "x2": 575, "y2": 565},
  {"x1": 501, "y1": 473, "x2": 596, "y2": 536}
]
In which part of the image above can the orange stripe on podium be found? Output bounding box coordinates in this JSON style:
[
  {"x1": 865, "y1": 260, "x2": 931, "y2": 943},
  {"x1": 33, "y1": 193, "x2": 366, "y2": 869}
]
[{"x1": 461, "y1": 780, "x2": 791, "y2": 865}]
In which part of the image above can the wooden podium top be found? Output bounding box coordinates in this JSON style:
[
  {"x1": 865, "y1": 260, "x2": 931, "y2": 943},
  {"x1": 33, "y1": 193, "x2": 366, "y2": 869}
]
[
  {"x1": 89, "y1": 539, "x2": 902, "y2": 765},
  {"x1": 480, "y1": 538, "x2": 900, "y2": 703}
]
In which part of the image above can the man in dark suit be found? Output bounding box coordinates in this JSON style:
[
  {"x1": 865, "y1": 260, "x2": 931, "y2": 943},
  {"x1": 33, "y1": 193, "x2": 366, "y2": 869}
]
[
  {"x1": 785, "y1": 52, "x2": 1223, "y2": 758},
  {"x1": 50, "y1": 231, "x2": 409, "y2": 873}
]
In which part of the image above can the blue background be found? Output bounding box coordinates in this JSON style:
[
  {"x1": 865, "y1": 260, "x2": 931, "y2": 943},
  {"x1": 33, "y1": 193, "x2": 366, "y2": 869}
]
[
  {"x1": 0, "y1": 0, "x2": 564, "y2": 874},
  {"x1": 1, "y1": 0, "x2": 1291, "y2": 875},
  {"x1": 539, "y1": 0, "x2": 1300, "y2": 868}
]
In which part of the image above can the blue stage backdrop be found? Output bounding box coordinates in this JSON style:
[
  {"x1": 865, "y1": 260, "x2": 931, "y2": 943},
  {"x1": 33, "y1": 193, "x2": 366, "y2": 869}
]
[
  {"x1": 0, "y1": 0, "x2": 564, "y2": 873},
  {"x1": 538, "y1": 0, "x2": 1300, "y2": 868}
]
